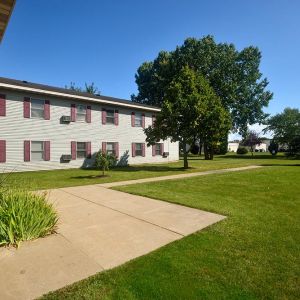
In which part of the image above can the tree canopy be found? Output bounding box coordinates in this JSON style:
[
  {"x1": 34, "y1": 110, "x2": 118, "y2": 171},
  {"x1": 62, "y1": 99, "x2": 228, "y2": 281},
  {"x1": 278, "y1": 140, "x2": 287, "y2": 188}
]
[
  {"x1": 144, "y1": 66, "x2": 231, "y2": 168},
  {"x1": 132, "y1": 35, "x2": 272, "y2": 135},
  {"x1": 264, "y1": 108, "x2": 300, "y2": 155}
]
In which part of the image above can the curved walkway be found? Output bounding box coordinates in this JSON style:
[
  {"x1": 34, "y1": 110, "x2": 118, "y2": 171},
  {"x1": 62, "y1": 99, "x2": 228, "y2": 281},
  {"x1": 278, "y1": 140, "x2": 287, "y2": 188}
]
[{"x1": 98, "y1": 165, "x2": 262, "y2": 188}]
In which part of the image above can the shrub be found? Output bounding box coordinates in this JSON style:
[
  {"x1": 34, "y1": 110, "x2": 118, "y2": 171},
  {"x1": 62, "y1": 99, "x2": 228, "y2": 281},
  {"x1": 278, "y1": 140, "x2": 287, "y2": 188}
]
[
  {"x1": 237, "y1": 147, "x2": 248, "y2": 154},
  {"x1": 0, "y1": 189, "x2": 58, "y2": 247},
  {"x1": 95, "y1": 151, "x2": 117, "y2": 176}
]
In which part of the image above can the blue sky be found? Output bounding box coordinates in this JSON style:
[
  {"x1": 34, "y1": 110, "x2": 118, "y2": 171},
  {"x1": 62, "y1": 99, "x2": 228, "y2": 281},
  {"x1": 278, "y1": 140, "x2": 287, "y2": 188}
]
[{"x1": 0, "y1": 0, "x2": 299, "y2": 118}]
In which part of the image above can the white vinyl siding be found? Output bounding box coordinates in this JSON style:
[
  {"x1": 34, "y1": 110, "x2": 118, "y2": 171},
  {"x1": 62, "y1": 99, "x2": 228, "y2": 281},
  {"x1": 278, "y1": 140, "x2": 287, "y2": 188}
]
[
  {"x1": 0, "y1": 90, "x2": 179, "y2": 172},
  {"x1": 31, "y1": 99, "x2": 44, "y2": 119}
]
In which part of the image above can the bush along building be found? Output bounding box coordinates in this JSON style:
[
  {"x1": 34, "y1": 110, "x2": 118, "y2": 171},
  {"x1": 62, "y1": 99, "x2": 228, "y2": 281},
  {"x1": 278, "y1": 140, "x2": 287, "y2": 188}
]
[{"x1": 0, "y1": 77, "x2": 179, "y2": 172}]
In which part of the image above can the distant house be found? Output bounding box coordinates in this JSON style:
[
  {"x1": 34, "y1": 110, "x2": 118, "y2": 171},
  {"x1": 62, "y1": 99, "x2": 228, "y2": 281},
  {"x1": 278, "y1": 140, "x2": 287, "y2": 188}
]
[{"x1": 228, "y1": 142, "x2": 239, "y2": 152}]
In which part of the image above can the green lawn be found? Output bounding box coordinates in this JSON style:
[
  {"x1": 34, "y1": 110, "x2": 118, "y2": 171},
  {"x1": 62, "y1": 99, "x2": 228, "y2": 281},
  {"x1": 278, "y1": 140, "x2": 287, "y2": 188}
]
[
  {"x1": 1, "y1": 153, "x2": 298, "y2": 190},
  {"x1": 42, "y1": 162, "x2": 300, "y2": 299}
]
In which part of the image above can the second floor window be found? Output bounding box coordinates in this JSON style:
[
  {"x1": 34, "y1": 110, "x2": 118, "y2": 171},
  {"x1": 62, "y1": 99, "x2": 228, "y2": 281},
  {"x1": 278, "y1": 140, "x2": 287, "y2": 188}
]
[
  {"x1": 76, "y1": 105, "x2": 86, "y2": 122},
  {"x1": 135, "y1": 113, "x2": 143, "y2": 127},
  {"x1": 31, "y1": 99, "x2": 44, "y2": 118},
  {"x1": 106, "y1": 110, "x2": 115, "y2": 124}
]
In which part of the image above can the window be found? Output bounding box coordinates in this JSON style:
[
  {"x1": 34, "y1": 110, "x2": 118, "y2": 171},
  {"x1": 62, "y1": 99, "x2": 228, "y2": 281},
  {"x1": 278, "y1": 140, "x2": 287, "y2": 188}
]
[
  {"x1": 135, "y1": 143, "x2": 143, "y2": 156},
  {"x1": 76, "y1": 105, "x2": 86, "y2": 122},
  {"x1": 106, "y1": 110, "x2": 115, "y2": 124},
  {"x1": 31, "y1": 99, "x2": 44, "y2": 118},
  {"x1": 156, "y1": 143, "x2": 162, "y2": 156},
  {"x1": 135, "y1": 113, "x2": 143, "y2": 127},
  {"x1": 106, "y1": 142, "x2": 116, "y2": 156},
  {"x1": 76, "y1": 142, "x2": 86, "y2": 158},
  {"x1": 31, "y1": 141, "x2": 44, "y2": 161}
]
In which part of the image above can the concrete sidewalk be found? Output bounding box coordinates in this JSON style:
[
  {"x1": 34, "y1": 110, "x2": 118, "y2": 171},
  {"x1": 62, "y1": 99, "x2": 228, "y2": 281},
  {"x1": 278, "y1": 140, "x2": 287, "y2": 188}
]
[
  {"x1": 0, "y1": 185, "x2": 225, "y2": 300},
  {"x1": 98, "y1": 165, "x2": 262, "y2": 188}
]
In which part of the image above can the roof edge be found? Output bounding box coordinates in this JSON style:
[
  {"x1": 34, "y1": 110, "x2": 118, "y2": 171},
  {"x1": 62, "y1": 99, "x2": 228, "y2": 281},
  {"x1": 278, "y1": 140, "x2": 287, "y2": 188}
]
[{"x1": 0, "y1": 77, "x2": 160, "y2": 112}]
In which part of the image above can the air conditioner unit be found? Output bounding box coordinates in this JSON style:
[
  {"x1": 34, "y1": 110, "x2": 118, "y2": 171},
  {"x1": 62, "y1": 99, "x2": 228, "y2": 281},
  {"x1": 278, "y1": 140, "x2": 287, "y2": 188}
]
[
  {"x1": 61, "y1": 154, "x2": 72, "y2": 161},
  {"x1": 163, "y1": 152, "x2": 169, "y2": 157},
  {"x1": 61, "y1": 115, "x2": 71, "y2": 123}
]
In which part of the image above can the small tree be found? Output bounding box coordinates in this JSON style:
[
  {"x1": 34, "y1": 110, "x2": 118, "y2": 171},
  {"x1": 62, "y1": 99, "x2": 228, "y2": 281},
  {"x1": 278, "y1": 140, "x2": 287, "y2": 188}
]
[
  {"x1": 95, "y1": 151, "x2": 117, "y2": 176},
  {"x1": 242, "y1": 130, "x2": 261, "y2": 156}
]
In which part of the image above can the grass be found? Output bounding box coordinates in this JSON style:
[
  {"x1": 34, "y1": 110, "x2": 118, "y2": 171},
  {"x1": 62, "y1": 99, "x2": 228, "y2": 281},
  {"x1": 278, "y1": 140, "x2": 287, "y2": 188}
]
[
  {"x1": 0, "y1": 189, "x2": 58, "y2": 247},
  {"x1": 1, "y1": 152, "x2": 298, "y2": 190},
  {"x1": 42, "y1": 162, "x2": 300, "y2": 299}
]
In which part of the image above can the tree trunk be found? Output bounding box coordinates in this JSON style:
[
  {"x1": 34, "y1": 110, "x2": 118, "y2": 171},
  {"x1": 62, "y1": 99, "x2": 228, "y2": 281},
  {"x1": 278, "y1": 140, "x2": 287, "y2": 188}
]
[
  {"x1": 199, "y1": 142, "x2": 203, "y2": 155},
  {"x1": 204, "y1": 142, "x2": 209, "y2": 160},
  {"x1": 210, "y1": 147, "x2": 214, "y2": 160},
  {"x1": 182, "y1": 142, "x2": 189, "y2": 169}
]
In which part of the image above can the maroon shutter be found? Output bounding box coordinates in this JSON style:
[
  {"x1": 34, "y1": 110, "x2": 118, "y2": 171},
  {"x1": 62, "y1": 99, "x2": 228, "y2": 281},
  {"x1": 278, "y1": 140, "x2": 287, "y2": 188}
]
[
  {"x1": 132, "y1": 143, "x2": 136, "y2": 157},
  {"x1": 44, "y1": 100, "x2": 50, "y2": 120},
  {"x1": 152, "y1": 144, "x2": 156, "y2": 156},
  {"x1": 131, "y1": 112, "x2": 135, "y2": 127},
  {"x1": 71, "y1": 141, "x2": 76, "y2": 160},
  {"x1": 161, "y1": 143, "x2": 164, "y2": 155},
  {"x1": 114, "y1": 110, "x2": 119, "y2": 125},
  {"x1": 102, "y1": 142, "x2": 106, "y2": 154},
  {"x1": 44, "y1": 141, "x2": 50, "y2": 161},
  {"x1": 71, "y1": 104, "x2": 76, "y2": 122},
  {"x1": 24, "y1": 140, "x2": 30, "y2": 162},
  {"x1": 86, "y1": 106, "x2": 91, "y2": 123},
  {"x1": 152, "y1": 114, "x2": 156, "y2": 126},
  {"x1": 86, "y1": 142, "x2": 91, "y2": 158},
  {"x1": 24, "y1": 97, "x2": 30, "y2": 118},
  {"x1": 115, "y1": 142, "x2": 119, "y2": 158},
  {"x1": 142, "y1": 143, "x2": 146, "y2": 157},
  {"x1": 0, "y1": 94, "x2": 6, "y2": 117},
  {"x1": 102, "y1": 109, "x2": 106, "y2": 124},
  {"x1": 142, "y1": 113, "x2": 145, "y2": 128},
  {"x1": 0, "y1": 140, "x2": 6, "y2": 163}
]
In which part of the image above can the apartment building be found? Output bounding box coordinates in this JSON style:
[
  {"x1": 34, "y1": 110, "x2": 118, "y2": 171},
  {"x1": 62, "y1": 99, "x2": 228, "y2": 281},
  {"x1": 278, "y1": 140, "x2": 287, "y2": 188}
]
[{"x1": 0, "y1": 77, "x2": 179, "y2": 172}]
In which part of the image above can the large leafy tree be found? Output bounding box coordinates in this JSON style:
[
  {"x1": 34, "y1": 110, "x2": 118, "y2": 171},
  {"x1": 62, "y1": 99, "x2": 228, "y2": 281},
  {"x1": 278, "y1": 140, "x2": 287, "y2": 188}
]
[
  {"x1": 264, "y1": 108, "x2": 300, "y2": 155},
  {"x1": 144, "y1": 66, "x2": 231, "y2": 168},
  {"x1": 132, "y1": 35, "x2": 272, "y2": 135}
]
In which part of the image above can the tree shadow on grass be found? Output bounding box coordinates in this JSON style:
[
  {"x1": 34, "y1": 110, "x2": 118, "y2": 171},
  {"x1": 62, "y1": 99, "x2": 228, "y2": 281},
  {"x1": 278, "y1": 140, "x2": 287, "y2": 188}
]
[
  {"x1": 261, "y1": 163, "x2": 300, "y2": 167},
  {"x1": 217, "y1": 154, "x2": 287, "y2": 160}
]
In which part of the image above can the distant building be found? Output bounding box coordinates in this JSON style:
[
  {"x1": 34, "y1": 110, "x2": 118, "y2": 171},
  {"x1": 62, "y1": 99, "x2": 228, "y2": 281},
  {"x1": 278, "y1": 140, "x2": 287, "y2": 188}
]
[{"x1": 228, "y1": 142, "x2": 239, "y2": 152}]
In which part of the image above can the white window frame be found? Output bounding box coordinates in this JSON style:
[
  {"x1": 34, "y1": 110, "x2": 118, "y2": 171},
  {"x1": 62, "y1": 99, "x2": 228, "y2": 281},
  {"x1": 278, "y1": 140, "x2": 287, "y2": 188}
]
[
  {"x1": 135, "y1": 143, "x2": 143, "y2": 156},
  {"x1": 106, "y1": 142, "x2": 116, "y2": 156},
  {"x1": 135, "y1": 113, "x2": 143, "y2": 127},
  {"x1": 106, "y1": 109, "x2": 115, "y2": 124},
  {"x1": 31, "y1": 98, "x2": 45, "y2": 119},
  {"x1": 76, "y1": 104, "x2": 87, "y2": 122},
  {"x1": 155, "y1": 143, "x2": 162, "y2": 156},
  {"x1": 31, "y1": 141, "x2": 44, "y2": 161},
  {"x1": 76, "y1": 142, "x2": 86, "y2": 159}
]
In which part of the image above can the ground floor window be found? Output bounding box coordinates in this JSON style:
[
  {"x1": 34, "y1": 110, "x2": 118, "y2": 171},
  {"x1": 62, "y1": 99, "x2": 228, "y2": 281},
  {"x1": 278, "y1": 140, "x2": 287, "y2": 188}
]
[
  {"x1": 106, "y1": 142, "x2": 116, "y2": 156},
  {"x1": 31, "y1": 141, "x2": 44, "y2": 161},
  {"x1": 135, "y1": 143, "x2": 143, "y2": 156},
  {"x1": 76, "y1": 142, "x2": 86, "y2": 158},
  {"x1": 156, "y1": 143, "x2": 163, "y2": 156}
]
